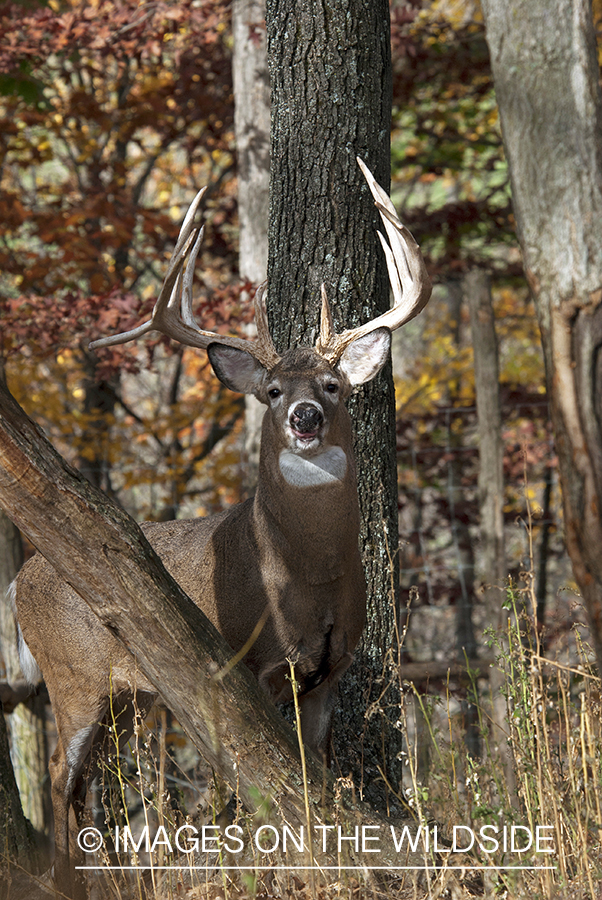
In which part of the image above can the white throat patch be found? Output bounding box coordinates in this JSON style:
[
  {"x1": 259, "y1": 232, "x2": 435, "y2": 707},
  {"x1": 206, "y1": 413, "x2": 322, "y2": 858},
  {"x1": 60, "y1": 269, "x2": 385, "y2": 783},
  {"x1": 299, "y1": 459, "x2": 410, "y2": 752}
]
[{"x1": 279, "y1": 446, "x2": 347, "y2": 488}]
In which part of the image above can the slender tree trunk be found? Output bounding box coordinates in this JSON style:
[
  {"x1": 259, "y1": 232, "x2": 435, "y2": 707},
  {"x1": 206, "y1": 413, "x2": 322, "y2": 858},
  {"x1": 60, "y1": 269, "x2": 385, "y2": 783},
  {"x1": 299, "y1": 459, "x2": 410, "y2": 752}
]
[
  {"x1": 77, "y1": 349, "x2": 119, "y2": 498},
  {"x1": 465, "y1": 269, "x2": 514, "y2": 791},
  {"x1": 445, "y1": 280, "x2": 479, "y2": 758},
  {"x1": 465, "y1": 271, "x2": 505, "y2": 608},
  {"x1": 0, "y1": 509, "x2": 50, "y2": 843},
  {"x1": 536, "y1": 462, "x2": 553, "y2": 633},
  {"x1": 233, "y1": 0, "x2": 270, "y2": 283},
  {"x1": 0, "y1": 708, "x2": 37, "y2": 871},
  {"x1": 264, "y1": 0, "x2": 398, "y2": 798},
  {"x1": 233, "y1": 0, "x2": 270, "y2": 491},
  {"x1": 0, "y1": 365, "x2": 38, "y2": 872},
  {"x1": 481, "y1": 0, "x2": 602, "y2": 673}
]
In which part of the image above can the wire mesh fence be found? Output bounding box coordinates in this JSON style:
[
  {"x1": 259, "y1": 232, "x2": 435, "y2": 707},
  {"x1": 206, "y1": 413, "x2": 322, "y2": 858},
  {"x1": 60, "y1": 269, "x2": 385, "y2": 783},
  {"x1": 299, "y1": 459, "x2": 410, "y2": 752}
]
[{"x1": 396, "y1": 399, "x2": 584, "y2": 672}]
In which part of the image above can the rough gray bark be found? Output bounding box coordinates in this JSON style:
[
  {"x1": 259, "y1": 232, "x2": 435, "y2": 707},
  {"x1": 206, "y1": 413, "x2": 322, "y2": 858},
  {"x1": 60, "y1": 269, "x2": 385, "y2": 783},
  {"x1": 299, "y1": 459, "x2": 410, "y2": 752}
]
[
  {"x1": 481, "y1": 0, "x2": 602, "y2": 673},
  {"x1": 264, "y1": 0, "x2": 398, "y2": 797},
  {"x1": 233, "y1": 0, "x2": 270, "y2": 490}
]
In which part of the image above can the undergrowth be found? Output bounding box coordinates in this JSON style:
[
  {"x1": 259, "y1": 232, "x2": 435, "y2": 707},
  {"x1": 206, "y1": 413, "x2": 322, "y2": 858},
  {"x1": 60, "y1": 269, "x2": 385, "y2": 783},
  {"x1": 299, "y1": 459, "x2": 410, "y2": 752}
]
[
  {"x1": 5, "y1": 510, "x2": 602, "y2": 900},
  {"x1": 71, "y1": 566, "x2": 602, "y2": 900}
]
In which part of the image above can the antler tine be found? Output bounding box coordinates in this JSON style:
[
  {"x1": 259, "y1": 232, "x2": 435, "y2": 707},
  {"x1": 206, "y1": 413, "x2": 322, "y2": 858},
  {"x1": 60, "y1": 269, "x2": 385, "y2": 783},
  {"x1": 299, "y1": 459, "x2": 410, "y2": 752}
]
[
  {"x1": 315, "y1": 157, "x2": 431, "y2": 363},
  {"x1": 89, "y1": 188, "x2": 207, "y2": 351},
  {"x1": 251, "y1": 282, "x2": 281, "y2": 369},
  {"x1": 180, "y1": 224, "x2": 206, "y2": 328},
  {"x1": 319, "y1": 283, "x2": 335, "y2": 347},
  {"x1": 90, "y1": 189, "x2": 282, "y2": 369}
]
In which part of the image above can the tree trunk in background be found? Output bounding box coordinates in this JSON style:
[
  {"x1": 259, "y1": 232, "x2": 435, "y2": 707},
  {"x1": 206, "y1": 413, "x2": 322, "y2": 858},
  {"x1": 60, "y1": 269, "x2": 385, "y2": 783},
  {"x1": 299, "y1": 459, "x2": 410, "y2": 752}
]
[
  {"x1": 465, "y1": 269, "x2": 514, "y2": 792},
  {"x1": 233, "y1": 0, "x2": 270, "y2": 284},
  {"x1": 0, "y1": 365, "x2": 38, "y2": 871},
  {"x1": 77, "y1": 349, "x2": 119, "y2": 498},
  {"x1": 0, "y1": 707, "x2": 37, "y2": 872},
  {"x1": 536, "y1": 462, "x2": 553, "y2": 631},
  {"x1": 0, "y1": 508, "x2": 50, "y2": 844},
  {"x1": 233, "y1": 0, "x2": 270, "y2": 492},
  {"x1": 481, "y1": 0, "x2": 602, "y2": 674},
  {"x1": 465, "y1": 272, "x2": 505, "y2": 608},
  {"x1": 264, "y1": 0, "x2": 397, "y2": 798},
  {"x1": 445, "y1": 280, "x2": 479, "y2": 757}
]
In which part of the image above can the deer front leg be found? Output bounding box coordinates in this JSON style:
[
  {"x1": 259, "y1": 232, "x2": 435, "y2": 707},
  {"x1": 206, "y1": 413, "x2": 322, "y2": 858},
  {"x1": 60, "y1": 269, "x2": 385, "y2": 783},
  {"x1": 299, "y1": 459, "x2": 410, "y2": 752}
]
[
  {"x1": 49, "y1": 715, "x2": 100, "y2": 898},
  {"x1": 298, "y1": 653, "x2": 353, "y2": 764}
]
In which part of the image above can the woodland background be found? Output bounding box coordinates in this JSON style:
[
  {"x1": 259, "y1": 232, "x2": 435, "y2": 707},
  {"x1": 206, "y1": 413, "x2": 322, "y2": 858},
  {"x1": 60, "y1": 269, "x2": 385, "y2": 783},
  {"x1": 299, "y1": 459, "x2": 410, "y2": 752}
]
[{"x1": 0, "y1": 0, "x2": 600, "y2": 898}]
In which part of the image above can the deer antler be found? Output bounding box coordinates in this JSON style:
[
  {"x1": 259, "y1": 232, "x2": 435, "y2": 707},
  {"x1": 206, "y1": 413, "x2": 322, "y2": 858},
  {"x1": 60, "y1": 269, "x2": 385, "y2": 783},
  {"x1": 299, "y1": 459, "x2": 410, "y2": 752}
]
[
  {"x1": 91, "y1": 161, "x2": 429, "y2": 371},
  {"x1": 89, "y1": 187, "x2": 281, "y2": 370},
  {"x1": 315, "y1": 157, "x2": 431, "y2": 363}
]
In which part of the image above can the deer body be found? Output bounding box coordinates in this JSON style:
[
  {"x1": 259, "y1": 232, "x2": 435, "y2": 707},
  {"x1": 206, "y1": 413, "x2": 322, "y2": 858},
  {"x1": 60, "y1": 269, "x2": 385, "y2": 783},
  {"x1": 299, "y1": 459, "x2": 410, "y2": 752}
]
[
  {"x1": 13, "y1": 344, "x2": 375, "y2": 893},
  {"x1": 11, "y1": 160, "x2": 431, "y2": 896},
  {"x1": 15, "y1": 372, "x2": 365, "y2": 734}
]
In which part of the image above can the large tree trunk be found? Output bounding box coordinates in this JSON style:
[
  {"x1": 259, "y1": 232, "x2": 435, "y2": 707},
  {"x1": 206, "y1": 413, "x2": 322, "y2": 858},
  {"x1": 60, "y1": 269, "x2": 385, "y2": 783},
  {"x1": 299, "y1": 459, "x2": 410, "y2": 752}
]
[
  {"x1": 481, "y1": 0, "x2": 602, "y2": 673},
  {"x1": 233, "y1": 0, "x2": 270, "y2": 491},
  {"x1": 264, "y1": 0, "x2": 398, "y2": 797}
]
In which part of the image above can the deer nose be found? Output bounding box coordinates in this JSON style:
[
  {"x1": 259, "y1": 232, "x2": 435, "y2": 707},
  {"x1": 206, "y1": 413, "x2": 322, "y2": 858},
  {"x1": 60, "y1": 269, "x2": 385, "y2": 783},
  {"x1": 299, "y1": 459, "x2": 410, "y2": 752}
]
[{"x1": 290, "y1": 403, "x2": 323, "y2": 435}]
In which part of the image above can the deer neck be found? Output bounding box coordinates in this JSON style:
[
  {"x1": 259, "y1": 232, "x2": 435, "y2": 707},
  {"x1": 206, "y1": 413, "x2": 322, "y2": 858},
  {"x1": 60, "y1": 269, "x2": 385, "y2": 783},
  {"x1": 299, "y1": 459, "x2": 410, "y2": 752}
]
[{"x1": 253, "y1": 410, "x2": 360, "y2": 583}]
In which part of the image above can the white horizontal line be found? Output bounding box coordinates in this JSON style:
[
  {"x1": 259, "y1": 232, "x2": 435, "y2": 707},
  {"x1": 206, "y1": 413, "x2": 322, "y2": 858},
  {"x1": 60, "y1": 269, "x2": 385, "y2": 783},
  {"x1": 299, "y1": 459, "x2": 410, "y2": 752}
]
[{"x1": 77, "y1": 865, "x2": 557, "y2": 872}]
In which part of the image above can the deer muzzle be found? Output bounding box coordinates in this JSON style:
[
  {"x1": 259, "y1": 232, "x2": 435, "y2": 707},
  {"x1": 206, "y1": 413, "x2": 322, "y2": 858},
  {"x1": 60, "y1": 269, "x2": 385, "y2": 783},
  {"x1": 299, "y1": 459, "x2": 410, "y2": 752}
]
[{"x1": 289, "y1": 403, "x2": 324, "y2": 441}]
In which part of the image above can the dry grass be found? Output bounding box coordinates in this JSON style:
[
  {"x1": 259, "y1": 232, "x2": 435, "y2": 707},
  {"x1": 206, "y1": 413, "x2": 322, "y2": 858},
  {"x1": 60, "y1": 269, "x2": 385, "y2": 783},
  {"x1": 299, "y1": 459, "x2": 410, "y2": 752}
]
[
  {"x1": 73, "y1": 572, "x2": 602, "y2": 900},
  {"x1": 5, "y1": 503, "x2": 602, "y2": 900},
  {"x1": 4, "y1": 610, "x2": 601, "y2": 900}
]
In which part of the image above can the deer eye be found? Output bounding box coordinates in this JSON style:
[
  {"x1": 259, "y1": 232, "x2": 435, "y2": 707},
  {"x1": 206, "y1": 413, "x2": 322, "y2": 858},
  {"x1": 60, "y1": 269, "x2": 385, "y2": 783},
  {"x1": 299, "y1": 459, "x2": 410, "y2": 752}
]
[
  {"x1": 326, "y1": 382, "x2": 339, "y2": 394},
  {"x1": 268, "y1": 387, "x2": 281, "y2": 399}
]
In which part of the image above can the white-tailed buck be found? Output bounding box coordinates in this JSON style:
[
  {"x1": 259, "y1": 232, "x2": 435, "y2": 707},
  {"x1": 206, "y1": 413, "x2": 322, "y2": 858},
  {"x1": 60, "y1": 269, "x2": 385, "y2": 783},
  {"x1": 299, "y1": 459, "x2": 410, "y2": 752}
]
[{"x1": 12, "y1": 158, "x2": 430, "y2": 894}]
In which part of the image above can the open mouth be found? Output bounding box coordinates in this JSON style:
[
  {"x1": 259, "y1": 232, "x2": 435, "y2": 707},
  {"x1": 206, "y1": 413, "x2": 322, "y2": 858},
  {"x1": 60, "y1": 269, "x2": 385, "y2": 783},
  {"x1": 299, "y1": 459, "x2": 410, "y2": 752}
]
[{"x1": 291, "y1": 428, "x2": 319, "y2": 442}]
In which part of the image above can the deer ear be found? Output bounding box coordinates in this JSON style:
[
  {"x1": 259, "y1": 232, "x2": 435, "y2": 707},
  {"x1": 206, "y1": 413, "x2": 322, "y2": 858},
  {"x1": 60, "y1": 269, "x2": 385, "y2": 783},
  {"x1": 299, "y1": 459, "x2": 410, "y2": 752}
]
[
  {"x1": 337, "y1": 327, "x2": 391, "y2": 386},
  {"x1": 207, "y1": 344, "x2": 266, "y2": 395}
]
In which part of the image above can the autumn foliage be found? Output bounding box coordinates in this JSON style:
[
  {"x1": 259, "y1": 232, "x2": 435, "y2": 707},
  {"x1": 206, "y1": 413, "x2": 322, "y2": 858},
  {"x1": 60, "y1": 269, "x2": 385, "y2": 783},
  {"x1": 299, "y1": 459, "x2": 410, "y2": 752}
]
[
  {"x1": 0, "y1": 0, "x2": 558, "y2": 590},
  {"x1": 0, "y1": 0, "x2": 252, "y2": 517}
]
